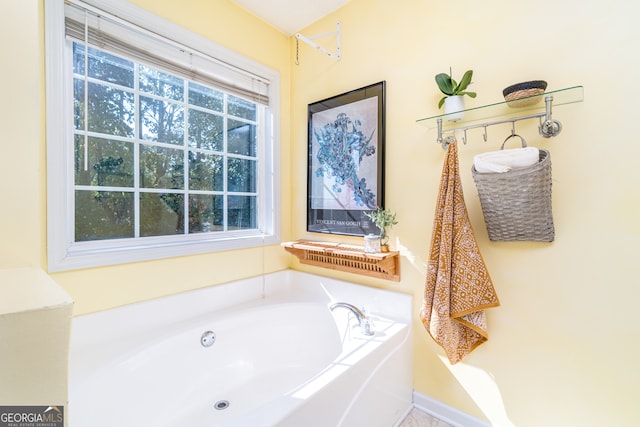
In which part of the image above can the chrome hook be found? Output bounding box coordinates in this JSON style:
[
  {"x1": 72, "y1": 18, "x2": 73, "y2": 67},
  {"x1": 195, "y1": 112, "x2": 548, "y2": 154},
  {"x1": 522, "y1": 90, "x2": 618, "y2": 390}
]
[
  {"x1": 482, "y1": 125, "x2": 488, "y2": 142},
  {"x1": 441, "y1": 135, "x2": 456, "y2": 150}
]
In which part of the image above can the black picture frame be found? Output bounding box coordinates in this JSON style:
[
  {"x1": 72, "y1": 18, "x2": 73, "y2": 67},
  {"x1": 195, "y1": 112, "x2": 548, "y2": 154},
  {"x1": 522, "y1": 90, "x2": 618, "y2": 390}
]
[{"x1": 307, "y1": 81, "x2": 386, "y2": 236}]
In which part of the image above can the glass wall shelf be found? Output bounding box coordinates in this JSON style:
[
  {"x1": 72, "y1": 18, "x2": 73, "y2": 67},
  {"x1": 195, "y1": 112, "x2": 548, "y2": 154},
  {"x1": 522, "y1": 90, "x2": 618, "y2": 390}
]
[{"x1": 417, "y1": 85, "x2": 584, "y2": 130}]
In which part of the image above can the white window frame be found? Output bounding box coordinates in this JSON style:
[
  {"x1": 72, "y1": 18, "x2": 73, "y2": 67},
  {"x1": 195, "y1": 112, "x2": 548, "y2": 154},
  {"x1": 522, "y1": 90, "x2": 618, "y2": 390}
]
[{"x1": 45, "y1": 0, "x2": 280, "y2": 272}]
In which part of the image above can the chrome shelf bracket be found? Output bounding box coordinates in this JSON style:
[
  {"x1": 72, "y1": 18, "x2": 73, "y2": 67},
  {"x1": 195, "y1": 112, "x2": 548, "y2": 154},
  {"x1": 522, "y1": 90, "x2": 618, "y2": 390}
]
[{"x1": 539, "y1": 95, "x2": 562, "y2": 138}]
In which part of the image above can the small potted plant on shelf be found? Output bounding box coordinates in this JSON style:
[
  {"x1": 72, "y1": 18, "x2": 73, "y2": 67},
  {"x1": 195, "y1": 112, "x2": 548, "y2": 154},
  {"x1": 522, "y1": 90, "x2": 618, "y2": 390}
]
[
  {"x1": 364, "y1": 207, "x2": 398, "y2": 252},
  {"x1": 435, "y1": 68, "x2": 476, "y2": 121}
]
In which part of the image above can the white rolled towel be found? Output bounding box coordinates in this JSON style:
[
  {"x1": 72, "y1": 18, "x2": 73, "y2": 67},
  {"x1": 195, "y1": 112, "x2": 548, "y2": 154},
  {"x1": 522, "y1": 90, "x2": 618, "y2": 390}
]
[{"x1": 473, "y1": 147, "x2": 540, "y2": 173}]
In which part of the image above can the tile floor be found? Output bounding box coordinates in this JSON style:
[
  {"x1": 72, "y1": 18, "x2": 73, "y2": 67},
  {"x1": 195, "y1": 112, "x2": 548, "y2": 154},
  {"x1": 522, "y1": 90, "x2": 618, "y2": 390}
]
[{"x1": 398, "y1": 407, "x2": 455, "y2": 427}]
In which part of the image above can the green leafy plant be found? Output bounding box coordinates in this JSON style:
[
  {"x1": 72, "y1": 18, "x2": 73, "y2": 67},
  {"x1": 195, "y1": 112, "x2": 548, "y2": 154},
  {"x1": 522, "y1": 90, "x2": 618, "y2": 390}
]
[
  {"x1": 435, "y1": 68, "x2": 476, "y2": 108},
  {"x1": 364, "y1": 207, "x2": 398, "y2": 246}
]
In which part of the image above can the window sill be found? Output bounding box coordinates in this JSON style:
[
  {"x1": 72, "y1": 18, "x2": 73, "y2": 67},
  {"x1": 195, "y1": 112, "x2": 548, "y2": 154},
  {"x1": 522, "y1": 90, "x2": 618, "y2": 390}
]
[{"x1": 49, "y1": 233, "x2": 278, "y2": 272}]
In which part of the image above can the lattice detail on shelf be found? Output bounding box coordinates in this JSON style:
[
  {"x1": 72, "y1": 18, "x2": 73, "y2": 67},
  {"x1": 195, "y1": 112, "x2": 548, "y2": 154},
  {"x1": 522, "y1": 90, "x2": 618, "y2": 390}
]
[{"x1": 282, "y1": 241, "x2": 400, "y2": 282}]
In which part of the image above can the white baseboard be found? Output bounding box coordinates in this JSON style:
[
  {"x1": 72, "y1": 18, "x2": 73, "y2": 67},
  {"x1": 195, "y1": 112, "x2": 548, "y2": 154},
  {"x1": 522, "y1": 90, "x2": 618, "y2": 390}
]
[{"x1": 412, "y1": 391, "x2": 493, "y2": 427}]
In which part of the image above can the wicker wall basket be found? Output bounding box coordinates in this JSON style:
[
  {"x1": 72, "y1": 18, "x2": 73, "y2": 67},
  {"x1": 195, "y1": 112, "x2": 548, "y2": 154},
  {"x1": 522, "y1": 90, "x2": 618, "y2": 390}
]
[
  {"x1": 471, "y1": 149, "x2": 554, "y2": 242},
  {"x1": 502, "y1": 80, "x2": 547, "y2": 108}
]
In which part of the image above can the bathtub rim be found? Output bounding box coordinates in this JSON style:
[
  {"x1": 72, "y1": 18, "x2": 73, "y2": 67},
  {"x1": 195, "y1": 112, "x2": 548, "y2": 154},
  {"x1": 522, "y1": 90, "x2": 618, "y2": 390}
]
[{"x1": 70, "y1": 269, "x2": 412, "y2": 353}]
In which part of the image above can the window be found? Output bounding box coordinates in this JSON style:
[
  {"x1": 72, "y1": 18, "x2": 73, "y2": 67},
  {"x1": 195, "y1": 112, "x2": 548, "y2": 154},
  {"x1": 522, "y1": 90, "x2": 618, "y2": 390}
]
[{"x1": 45, "y1": 0, "x2": 280, "y2": 272}]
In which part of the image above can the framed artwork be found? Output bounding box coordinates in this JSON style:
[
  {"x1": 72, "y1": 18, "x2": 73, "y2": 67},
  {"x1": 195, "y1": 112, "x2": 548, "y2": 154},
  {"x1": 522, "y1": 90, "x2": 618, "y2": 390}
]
[{"x1": 307, "y1": 81, "x2": 386, "y2": 236}]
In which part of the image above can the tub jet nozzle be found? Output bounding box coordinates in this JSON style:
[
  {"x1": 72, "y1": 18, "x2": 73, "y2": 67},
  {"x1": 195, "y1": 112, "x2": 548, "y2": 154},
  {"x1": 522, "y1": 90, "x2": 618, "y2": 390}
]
[{"x1": 201, "y1": 330, "x2": 216, "y2": 347}]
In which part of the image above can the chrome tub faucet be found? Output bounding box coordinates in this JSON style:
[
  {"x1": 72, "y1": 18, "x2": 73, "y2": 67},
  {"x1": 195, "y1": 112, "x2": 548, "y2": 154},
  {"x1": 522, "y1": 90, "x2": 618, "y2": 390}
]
[{"x1": 329, "y1": 302, "x2": 374, "y2": 336}]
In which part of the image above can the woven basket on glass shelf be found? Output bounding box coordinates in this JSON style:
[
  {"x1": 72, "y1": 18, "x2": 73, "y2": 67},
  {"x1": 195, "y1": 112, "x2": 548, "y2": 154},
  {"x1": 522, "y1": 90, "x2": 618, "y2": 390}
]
[{"x1": 502, "y1": 80, "x2": 547, "y2": 108}]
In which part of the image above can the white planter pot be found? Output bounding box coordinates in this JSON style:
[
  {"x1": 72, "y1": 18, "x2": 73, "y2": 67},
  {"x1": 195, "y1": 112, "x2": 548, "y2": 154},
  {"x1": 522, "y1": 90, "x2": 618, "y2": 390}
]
[
  {"x1": 364, "y1": 234, "x2": 381, "y2": 253},
  {"x1": 444, "y1": 95, "x2": 465, "y2": 121}
]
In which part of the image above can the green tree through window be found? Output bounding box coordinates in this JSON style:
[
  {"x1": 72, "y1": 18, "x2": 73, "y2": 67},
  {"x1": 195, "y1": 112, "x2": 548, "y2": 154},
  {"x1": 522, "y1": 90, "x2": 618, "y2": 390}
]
[{"x1": 73, "y1": 43, "x2": 258, "y2": 242}]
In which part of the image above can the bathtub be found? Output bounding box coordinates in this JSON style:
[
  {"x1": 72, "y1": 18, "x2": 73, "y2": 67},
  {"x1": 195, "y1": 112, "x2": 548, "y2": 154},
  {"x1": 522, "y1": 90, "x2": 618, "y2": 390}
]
[{"x1": 68, "y1": 270, "x2": 413, "y2": 427}]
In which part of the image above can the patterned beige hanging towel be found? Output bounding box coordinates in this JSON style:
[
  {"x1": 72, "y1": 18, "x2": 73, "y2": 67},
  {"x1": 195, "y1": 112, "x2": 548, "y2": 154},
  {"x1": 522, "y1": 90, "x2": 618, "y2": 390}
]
[{"x1": 420, "y1": 139, "x2": 500, "y2": 364}]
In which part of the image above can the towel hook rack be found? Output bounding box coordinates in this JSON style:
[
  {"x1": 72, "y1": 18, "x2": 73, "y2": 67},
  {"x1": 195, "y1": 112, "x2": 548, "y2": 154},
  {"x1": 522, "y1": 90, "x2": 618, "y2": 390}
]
[{"x1": 436, "y1": 94, "x2": 563, "y2": 148}]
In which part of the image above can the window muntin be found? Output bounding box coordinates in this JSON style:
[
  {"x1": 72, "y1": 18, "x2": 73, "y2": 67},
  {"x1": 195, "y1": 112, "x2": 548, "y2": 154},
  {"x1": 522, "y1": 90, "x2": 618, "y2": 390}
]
[{"x1": 72, "y1": 41, "x2": 261, "y2": 243}]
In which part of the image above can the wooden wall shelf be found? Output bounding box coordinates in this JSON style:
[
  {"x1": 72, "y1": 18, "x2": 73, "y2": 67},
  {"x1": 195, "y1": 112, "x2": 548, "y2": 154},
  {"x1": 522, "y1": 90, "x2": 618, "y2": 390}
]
[{"x1": 282, "y1": 240, "x2": 400, "y2": 282}]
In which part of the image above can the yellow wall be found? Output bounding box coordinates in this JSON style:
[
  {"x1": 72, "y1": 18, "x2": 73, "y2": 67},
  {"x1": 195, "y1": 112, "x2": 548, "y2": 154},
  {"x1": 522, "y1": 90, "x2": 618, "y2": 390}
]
[
  {"x1": 289, "y1": 0, "x2": 640, "y2": 426},
  {"x1": 0, "y1": 0, "x2": 44, "y2": 269},
  {"x1": 3, "y1": 0, "x2": 640, "y2": 425}
]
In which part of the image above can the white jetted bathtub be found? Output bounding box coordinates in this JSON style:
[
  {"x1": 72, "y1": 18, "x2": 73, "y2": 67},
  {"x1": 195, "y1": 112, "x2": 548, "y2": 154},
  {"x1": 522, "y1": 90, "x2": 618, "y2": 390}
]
[{"x1": 68, "y1": 270, "x2": 413, "y2": 426}]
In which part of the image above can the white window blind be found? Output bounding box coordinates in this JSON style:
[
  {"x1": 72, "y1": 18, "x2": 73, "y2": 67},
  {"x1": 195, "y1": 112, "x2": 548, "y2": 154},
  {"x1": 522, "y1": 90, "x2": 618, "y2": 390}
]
[{"x1": 64, "y1": 0, "x2": 270, "y2": 105}]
